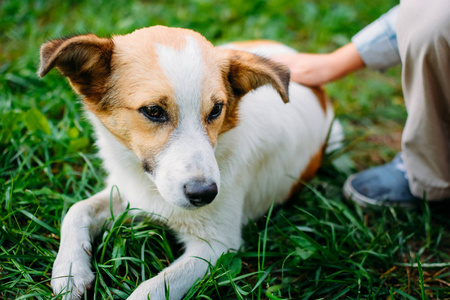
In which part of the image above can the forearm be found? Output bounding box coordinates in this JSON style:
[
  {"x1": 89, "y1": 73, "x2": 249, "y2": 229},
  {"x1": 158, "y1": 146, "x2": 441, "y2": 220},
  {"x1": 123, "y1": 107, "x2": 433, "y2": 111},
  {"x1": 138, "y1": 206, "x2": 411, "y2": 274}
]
[{"x1": 326, "y1": 42, "x2": 365, "y2": 82}]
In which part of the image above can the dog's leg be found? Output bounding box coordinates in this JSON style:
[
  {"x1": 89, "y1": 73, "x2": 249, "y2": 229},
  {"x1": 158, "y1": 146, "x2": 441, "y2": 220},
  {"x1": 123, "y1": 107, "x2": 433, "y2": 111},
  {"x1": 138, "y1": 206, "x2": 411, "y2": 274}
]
[
  {"x1": 128, "y1": 234, "x2": 240, "y2": 300},
  {"x1": 52, "y1": 188, "x2": 125, "y2": 299}
]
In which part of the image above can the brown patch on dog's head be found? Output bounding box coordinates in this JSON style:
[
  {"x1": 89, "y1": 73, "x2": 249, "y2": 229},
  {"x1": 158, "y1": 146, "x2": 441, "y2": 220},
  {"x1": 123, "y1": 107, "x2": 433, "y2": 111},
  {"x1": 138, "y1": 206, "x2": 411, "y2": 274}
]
[{"x1": 38, "y1": 29, "x2": 179, "y2": 169}]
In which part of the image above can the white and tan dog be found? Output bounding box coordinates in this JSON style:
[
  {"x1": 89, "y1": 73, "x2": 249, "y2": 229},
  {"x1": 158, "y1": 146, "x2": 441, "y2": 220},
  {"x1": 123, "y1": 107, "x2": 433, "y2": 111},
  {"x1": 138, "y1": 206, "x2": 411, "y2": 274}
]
[{"x1": 39, "y1": 26, "x2": 339, "y2": 299}]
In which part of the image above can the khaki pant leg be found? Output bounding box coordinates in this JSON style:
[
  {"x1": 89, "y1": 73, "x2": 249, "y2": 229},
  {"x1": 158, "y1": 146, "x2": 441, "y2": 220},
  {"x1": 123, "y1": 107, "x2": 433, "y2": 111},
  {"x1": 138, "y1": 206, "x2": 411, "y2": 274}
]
[{"x1": 397, "y1": 0, "x2": 450, "y2": 200}]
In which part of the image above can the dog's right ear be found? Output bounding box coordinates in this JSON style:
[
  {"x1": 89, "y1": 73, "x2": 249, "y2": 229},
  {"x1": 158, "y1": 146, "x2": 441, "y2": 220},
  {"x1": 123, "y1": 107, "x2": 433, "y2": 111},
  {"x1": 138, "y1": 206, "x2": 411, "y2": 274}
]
[
  {"x1": 223, "y1": 49, "x2": 290, "y2": 104},
  {"x1": 38, "y1": 34, "x2": 114, "y2": 102}
]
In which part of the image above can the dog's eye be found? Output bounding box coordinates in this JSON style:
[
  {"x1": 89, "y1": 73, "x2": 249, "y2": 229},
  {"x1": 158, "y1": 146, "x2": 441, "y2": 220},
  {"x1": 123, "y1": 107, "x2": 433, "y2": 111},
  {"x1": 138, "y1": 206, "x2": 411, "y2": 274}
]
[
  {"x1": 139, "y1": 106, "x2": 168, "y2": 123},
  {"x1": 208, "y1": 103, "x2": 223, "y2": 122}
]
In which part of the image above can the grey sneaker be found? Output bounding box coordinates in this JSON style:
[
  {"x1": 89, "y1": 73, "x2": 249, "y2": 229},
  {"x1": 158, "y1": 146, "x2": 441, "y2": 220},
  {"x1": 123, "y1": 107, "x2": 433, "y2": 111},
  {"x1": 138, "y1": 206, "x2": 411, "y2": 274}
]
[{"x1": 343, "y1": 153, "x2": 419, "y2": 207}]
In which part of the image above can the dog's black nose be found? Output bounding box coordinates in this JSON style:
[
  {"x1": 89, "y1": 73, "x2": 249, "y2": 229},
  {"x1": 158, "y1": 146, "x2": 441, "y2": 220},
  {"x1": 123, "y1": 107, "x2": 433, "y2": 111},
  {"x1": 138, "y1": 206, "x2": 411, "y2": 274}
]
[{"x1": 184, "y1": 181, "x2": 218, "y2": 207}]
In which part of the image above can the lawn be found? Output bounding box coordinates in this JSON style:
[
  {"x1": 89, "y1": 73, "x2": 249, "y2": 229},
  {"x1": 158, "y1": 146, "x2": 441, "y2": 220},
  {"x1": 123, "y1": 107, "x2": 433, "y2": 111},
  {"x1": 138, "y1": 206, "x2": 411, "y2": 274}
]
[{"x1": 1, "y1": 0, "x2": 450, "y2": 299}]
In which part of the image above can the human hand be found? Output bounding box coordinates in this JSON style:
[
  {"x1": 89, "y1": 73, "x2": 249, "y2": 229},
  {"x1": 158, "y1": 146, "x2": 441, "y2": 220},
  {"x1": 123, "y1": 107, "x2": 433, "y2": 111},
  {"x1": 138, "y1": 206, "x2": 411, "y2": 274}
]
[
  {"x1": 271, "y1": 53, "x2": 336, "y2": 86},
  {"x1": 271, "y1": 43, "x2": 365, "y2": 87}
]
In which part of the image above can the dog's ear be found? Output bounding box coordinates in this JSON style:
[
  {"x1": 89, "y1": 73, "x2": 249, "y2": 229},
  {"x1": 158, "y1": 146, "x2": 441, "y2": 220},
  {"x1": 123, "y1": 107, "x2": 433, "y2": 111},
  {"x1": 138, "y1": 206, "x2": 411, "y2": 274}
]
[
  {"x1": 224, "y1": 50, "x2": 290, "y2": 103},
  {"x1": 38, "y1": 34, "x2": 114, "y2": 101}
]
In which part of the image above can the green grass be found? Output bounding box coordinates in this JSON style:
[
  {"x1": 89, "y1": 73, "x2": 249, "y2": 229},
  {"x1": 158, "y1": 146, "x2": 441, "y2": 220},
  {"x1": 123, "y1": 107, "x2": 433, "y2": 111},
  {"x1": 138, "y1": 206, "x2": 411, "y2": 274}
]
[{"x1": 1, "y1": 0, "x2": 450, "y2": 299}]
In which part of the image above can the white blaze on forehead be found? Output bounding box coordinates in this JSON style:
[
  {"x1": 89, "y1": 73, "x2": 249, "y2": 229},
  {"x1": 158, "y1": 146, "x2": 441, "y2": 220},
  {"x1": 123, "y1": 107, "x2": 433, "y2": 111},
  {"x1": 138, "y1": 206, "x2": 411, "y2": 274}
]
[
  {"x1": 152, "y1": 36, "x2": 220, "y2": 209},
  {"x1": 155, "y1": 36, "x2": 204, "y2": 122}
]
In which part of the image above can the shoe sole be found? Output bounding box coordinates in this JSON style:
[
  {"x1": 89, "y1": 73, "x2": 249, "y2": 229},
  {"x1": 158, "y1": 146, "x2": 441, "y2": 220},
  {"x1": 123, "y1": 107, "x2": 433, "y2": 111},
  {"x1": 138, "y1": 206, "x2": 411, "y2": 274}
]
[{"x1": 343, "y1": 174, "x2": 417, "y2": 208}]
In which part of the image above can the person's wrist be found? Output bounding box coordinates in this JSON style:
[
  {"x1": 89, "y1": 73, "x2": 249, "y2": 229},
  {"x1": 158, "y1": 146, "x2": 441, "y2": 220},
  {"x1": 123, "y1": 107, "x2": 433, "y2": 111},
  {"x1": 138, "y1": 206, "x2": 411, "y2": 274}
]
[
  {"x1": 319, "y1": 52, "x2": 343, "y2": 84},
  {"x1": 326, "y1": 43, "x2": 365, "y2": 82}
]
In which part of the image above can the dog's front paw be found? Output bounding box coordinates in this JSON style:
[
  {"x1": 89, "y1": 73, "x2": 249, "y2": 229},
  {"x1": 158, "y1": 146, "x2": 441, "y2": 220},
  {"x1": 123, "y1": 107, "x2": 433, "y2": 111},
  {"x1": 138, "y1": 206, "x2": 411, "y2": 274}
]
[{"x1": 51, "y1": 242, "x2": 95, "y2": 299}]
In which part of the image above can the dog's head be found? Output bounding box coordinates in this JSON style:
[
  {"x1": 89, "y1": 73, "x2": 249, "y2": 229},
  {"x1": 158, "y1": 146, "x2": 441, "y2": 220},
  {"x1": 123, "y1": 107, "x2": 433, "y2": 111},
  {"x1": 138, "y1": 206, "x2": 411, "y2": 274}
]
[{"x1": 39, "y1": 26, "x2": 290, "y2": 209}]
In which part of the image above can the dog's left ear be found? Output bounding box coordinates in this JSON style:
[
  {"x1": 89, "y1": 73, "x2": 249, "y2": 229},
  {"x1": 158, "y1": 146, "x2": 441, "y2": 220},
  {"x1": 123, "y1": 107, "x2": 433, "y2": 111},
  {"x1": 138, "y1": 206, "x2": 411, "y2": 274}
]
[
  {"x1": 224, "y1": 50, "x2": 290, "y2": 103},
  {"x1": 38, "y1": 34, "x2": 114, "y2": 102}
]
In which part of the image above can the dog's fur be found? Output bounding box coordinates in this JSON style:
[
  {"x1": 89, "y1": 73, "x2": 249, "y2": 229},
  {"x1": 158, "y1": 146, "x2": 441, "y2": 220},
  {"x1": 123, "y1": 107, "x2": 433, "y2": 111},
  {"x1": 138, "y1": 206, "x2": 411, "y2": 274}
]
[{"x1": 39, "y1": 26, "x2": 337, "y2": 299}]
